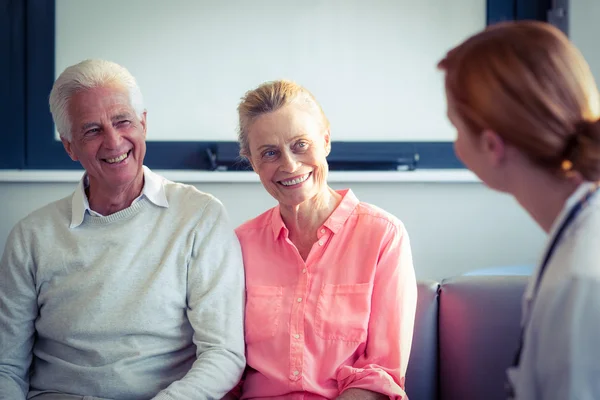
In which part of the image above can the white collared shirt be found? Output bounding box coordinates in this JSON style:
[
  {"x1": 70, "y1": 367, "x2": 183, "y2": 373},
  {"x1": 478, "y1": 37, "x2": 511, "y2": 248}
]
[
  {"x1": 507, "y1": 181, "x2": 600, "y2": 399},
  {"x1": 70, "y1": 165, "x2": 169, "y2": 228}
]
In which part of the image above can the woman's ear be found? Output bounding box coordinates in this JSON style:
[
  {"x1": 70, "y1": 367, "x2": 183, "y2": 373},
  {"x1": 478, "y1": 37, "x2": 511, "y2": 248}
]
[
  {"x1": 481, "y1": 129, "x2": 506, "y2": 167},
  {"x1": 324, "y1": 129, "x2": 332, "y2": 156},
  {"x1": 246, "y1": 155, "x2": 258, "y2": 173}
]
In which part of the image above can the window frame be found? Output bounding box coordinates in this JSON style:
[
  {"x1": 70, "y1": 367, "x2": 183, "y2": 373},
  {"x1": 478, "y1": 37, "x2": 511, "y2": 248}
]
[
  {"x1": 0, "y1": 0, "x2": 26, "y2": 169},
  {"x1": 2, "y1": 0, "x2": 555, "y2": 170}
]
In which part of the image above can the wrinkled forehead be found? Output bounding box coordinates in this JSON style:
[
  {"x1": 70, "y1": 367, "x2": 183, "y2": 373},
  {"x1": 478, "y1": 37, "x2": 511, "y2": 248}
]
[
  {"x1": 247, "y1": 104, "x2": 325, "y2": 147},
  {"x1": 68, "y1": 86, "x2": 135, "y2": 122}
]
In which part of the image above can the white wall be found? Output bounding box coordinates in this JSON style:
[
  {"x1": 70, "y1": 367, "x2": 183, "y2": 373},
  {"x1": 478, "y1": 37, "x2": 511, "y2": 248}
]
[
  {"x1": 570, "y1": 0, "x2": 600, "y2": 85},
  {"x1": 0, "y1": 181, "x2": 545, "y2": 282}
]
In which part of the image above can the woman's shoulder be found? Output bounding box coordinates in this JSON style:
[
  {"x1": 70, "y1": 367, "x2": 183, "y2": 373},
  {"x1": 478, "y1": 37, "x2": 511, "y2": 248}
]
[
  {"x1": 559, "y1": 202, "x2": 600, "y2": 280},
  {"x1": 353, "y1": 201, "x2": 406, "y2": 232}
]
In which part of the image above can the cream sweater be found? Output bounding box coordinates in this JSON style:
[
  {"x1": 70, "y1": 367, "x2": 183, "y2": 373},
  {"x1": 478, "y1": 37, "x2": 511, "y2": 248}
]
[{"x1": 0, "y1": 175, "x2": 245, "y2": 399}]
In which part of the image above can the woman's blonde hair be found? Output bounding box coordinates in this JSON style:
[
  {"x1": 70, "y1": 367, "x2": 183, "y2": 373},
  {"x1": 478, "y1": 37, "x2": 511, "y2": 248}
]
[
  {"x1": 237, "y1": 80, "x2": 330, "y2": 158},
  {"x1": 439, "y1": 20, "x2": 600, "y2": 180}
]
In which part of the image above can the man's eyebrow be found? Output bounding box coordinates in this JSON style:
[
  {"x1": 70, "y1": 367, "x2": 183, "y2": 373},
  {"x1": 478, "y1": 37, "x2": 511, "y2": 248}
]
[
  {"x1": 81, "y1": 122, "x2": 100, "y2": 132},
  {"x1": 112, "y1": 113, "x2": 133, "y2": 121}
]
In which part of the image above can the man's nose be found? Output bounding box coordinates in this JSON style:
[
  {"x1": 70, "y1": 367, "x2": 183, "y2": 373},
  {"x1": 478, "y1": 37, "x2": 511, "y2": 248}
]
[{"x1": 103, "y1": 126, "x2": 123, "y2": 149}]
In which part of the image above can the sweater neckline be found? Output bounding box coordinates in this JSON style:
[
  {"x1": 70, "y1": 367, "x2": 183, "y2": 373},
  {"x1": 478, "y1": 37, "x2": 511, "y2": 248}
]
[{"x1": 83, "y1": 197, "x2": 150, "y2": 225}]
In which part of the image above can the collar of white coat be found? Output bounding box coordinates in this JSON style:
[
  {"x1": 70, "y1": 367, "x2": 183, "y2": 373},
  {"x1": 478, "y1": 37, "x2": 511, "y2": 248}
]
[{"x1": 523, "y1": 181, "x2": 598, "y2": 301}]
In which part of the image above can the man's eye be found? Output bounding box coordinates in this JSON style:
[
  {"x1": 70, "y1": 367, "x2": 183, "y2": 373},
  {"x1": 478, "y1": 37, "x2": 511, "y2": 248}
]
[{"x1": 85, "y1": 128, "x2": 100, "y2": 135}]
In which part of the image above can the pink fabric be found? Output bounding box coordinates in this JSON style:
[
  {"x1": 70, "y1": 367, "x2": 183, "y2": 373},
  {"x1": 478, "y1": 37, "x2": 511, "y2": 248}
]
[{"x1": 235, "y1": 189, "x2": 417, "y2": 399}]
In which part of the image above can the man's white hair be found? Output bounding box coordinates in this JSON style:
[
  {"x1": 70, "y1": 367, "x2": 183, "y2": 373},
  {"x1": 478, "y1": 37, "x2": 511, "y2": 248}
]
[{"x1": 49, "y1": 59, "x2": 145, "y2": 141}]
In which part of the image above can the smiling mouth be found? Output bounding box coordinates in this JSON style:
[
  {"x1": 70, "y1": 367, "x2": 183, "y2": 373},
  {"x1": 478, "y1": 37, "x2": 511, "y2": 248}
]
[
  {"x1": 103, "y1": 150, "x2": 131, "y2": 164},
  {"x1": 279, "y1": 172, "x2": 312, "y2": 186}
]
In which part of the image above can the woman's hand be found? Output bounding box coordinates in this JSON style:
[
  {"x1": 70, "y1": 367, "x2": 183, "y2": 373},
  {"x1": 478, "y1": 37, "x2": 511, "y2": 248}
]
[{"x1": 336, "y1": 388, "x2": 389, "y2": 400}]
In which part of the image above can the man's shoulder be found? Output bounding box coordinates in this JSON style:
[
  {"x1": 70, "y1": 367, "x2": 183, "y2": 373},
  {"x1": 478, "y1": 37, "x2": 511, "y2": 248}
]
[
  {"x1": 162, "y1": 179, "x2": 222, "y2": 210},
  {"x1": 5, "y1": 195, "x2": 72, "y2": 251},
  {"x1": 157, "y1": 179, "x2": 232, "y2": 230},
  {"x1": 15, "y1": 194, "x2": 72, "y2": 231}
]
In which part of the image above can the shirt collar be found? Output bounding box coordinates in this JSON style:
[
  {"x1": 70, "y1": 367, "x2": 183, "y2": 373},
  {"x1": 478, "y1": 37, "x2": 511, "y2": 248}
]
[
  {"x1": 270, "y1": 189, "x2": 360, "y2": 240},
  {"x1": 70, "y1": 165, "x2": 169, "y2": 228}
]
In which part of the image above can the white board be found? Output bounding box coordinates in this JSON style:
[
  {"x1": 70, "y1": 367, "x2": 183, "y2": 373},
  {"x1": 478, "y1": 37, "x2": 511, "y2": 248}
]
[{"x1": 55, "y1": 0, "x2": 486, "y2": 142}]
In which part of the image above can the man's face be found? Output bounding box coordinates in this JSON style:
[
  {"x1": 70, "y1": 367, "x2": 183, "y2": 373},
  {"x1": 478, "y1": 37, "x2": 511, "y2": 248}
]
[{"x1": 62, "y1": 85, "x2": 147, "y2": 192}]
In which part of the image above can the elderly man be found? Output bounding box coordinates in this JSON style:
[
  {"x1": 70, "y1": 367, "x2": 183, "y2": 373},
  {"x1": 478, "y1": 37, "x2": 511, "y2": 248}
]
[{"x1": 0, "y1": 59, "x2": 245, "y2": 399}]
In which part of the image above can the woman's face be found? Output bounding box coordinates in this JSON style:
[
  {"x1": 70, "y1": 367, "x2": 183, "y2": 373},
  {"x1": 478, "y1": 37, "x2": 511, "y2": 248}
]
[
  {"x1": 246, "y1": 104, "x2": 330, "y2": 207},
  {"x1": 446, "y1": 93, "x2": 515, "y2": 192}
]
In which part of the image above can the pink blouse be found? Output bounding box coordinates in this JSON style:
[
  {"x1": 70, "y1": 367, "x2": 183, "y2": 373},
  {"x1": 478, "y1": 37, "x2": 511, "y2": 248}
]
[{"x1": 235, "y1": 189, "x2": 417, "y2": 399}]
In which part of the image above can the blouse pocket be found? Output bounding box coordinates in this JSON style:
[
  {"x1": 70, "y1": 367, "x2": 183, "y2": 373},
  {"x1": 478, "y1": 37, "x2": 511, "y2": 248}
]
[
  {"x1": 245, "y1": 285, "x2": 283, "y2": 344},
  {"x1": 315, "y1": 283, "x2": 372, "y2": 342}
]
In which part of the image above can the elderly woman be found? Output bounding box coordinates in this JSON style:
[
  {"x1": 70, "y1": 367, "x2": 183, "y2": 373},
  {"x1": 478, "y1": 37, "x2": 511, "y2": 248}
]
[
  {"x1": 439, "y1": 21, "x2": 600, "y2": 399},
  {"x1": 230, "y1": 80, "x2": 417, "y2": 399}
]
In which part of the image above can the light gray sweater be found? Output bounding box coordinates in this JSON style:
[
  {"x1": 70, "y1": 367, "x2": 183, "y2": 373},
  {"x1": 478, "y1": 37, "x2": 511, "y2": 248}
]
[{"x1": 0, "y1": 177, "x2": 245, "y2": 399}]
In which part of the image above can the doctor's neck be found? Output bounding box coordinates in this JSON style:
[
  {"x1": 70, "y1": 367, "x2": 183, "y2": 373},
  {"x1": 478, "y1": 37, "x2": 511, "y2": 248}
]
[{"x1": 509, "y1": 165, "x2": 582, "y2": 234}]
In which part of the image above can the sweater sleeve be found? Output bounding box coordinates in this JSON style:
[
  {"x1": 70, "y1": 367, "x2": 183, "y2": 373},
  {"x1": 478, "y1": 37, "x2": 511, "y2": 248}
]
[
  {"x1": 0, "y1": 223, "x2": 37, "y2": 400},
  {"x1": 152, "y1": 197, "x2": 246, "y2": 400}
]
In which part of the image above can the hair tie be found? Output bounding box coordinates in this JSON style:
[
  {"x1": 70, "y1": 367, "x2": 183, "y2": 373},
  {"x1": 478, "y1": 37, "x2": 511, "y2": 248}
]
[
  {"x1": 561, "y1": 132, "x2": 579, "y2": 170},
  {"x1": 561, "y1": 159, "x2": 573, "y2": 171},
  {"x1": 560, "y1": 118, "x2": 600, "y2": 172}
]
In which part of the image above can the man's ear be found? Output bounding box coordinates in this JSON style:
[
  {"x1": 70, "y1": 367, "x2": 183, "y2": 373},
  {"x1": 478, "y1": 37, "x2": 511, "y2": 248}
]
[
  {"x1": 481, "y1": 129, "x2": 505, "y2": 167},
  {"x1": 324, "y1": 129, "x2": 331, "y2": 156},
  {"x1": 61, "y1": 137, "x2": 78, "y2": 161},
  {"x1": 140, "y1": 110, "x2": 147, "y2": 138}
]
